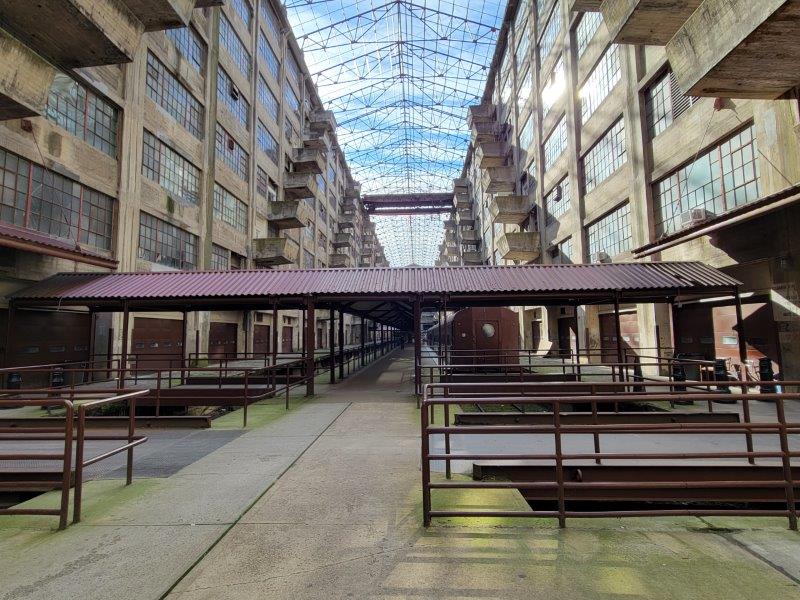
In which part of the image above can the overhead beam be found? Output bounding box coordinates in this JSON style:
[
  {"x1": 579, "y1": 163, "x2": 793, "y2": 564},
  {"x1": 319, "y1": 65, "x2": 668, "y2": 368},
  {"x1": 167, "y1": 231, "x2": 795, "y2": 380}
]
[{"x1": 362, "y1": 193, "x2": 455, "y2": 215}]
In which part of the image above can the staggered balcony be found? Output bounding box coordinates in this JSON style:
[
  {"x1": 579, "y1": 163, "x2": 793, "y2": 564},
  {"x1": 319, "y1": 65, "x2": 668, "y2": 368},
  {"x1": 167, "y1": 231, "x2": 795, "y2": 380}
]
[
  {"x1": 291, "y1": 147, "x2": 325, "y2": 174},
  {"x1": 252, "y1": 237, "x2": 300, "y2": 267},
  {"x1": 283, "y1": 172, "x2": 318, "y2": 200},
  {"x1": 484, "y1": 166, "x2": 516, "y2": 194},
  {"x1": 329, "y1": 252, "x2": 352, "y2": 268},
  {"x1": 601, "y1": 0, "x2": 701, "y2": 46},
  {"x1": 462, "y1": 250, "x2": 484, "y2": 265},
  {"x1": 475, "y1": 140, "x2": 507, "y2": 169},
  {"x1": 266, "y1": 199, "x2": 312, "y2": 230},
  {"x1": 467, "y1": 103, "x2": 496, "y2": 129},
  {"x1": 460, "y1": 229, "x2": 480, "y2": 244},
  {"x1": 332, "y1": 232, "x2": 354, "y2": 249},
  {"x1": 497, "y1": 232, "x2": 541, "y2": 263},
  {"x1": 490, "y1": 195, "x2": 532, "y2": 225},
  {"x1": 471, "y1": 121, "x2": 509, "y2": 145},
  {"x1": 338, "y1": 211, "x2": 357, "y2": 229},
  {"x1": 308, "y1": 109, "x2": 336, "y2": 134}
]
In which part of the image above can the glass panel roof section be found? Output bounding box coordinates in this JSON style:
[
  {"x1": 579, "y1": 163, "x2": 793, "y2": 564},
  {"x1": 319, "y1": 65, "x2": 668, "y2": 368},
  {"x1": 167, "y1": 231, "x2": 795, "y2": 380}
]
[{"x1": 285, "y1": 0, "x2": 506, "y2": 265}]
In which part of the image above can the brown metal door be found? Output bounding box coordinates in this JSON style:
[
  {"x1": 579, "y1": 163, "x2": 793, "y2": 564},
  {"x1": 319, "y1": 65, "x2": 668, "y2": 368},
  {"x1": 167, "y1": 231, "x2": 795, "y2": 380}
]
[
  {"x1": 599, "y1": 312, "x2": 640, "y2": 363},
  {"x1": 557, "y1": 318, "x2": 573, "y2": 358},
  {"x1": 713, "y1": 303, "x2": 780, "y2": 371},
  {"x1": 131, "y1": 317, "x2": 183, "y2": 370},
  {"x1": 209, "y1": 322, "x2": 237, "y2": 360},
  {"x1": 281, "y1": 326, "x2": 293, "y2": 353},
  {"x1": 253, "y1": 324, "x2": 270, "y2": 356},
  {"x1": 531, "y1": 320, "x2": 541, "y2": 350}
]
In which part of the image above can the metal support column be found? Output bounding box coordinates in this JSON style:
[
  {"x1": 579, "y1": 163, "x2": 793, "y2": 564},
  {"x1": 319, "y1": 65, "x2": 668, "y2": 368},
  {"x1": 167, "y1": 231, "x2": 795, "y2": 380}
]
[
  {"x1": 414, "y1": 296, "x2": 422, "y2": 398},
  {"x1": 613, "y1": 294, "x2": 624, "y2": 382},
  {"x1": 180, "y1": 309, "x2": 188, "y2": 387},
  {"x1": 3, "y1": 300, "x2": 15, "y2": 370},
  {"x1": 119, "y1": 300, "x2": 130, "y2": 391},
  {"x1": 305, "y1": 297, "x2": 315, "y2": 396},
  {"x1": 329, "y1": 310, "x2": 336, "y2": 384},
  {"x1": 271, "y1": 302, "x2": 279, "y2": 365},
  {"x1": 338, "y1": 309, "x2": 345, "y2": 380},
  {"x1": 360, "y1": 318, "x2": 366, "y2": 366},
  {"x1": 733, "y1": 286, "x2": 748, "y2": 366}
]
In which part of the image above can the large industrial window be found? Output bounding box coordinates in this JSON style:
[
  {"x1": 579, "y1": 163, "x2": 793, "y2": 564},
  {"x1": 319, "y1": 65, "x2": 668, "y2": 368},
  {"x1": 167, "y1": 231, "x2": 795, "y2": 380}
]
[
  {"x1": 231, "y1": 0, "x2": 252, "y2": 28},
  {"x1": 541, "y1": 56, "x2": 565, "y2": 116},
  {"x1": 219, "y1": 13, "x2": 252, "y2": 78},
  {"x1": 515, "y1": 27, "x2": 529, "y2": 70},
  {"x1": 538, "y1": 6, "x2": 562, "y2": 63},
  {"x1": 543, "y1": 115, "x2": 568, "y2": 171},
  {"x1": 517, "y1": 67, "x2": 532, "y2": 114},
  {"x1": 653, "y1": 124, "x2": 760, "y2": 236},
  {"x1": 580, "y1": 44, "x2": 621, "y2": 124},
  {"x1": 519, "y1": 115, "x2": 534, "y2": 151},
  {"x1": 257, "y1": 75, "x2": 279, "y2": 122},
  {"x1": 582, "y1": 118, "x2": 627, "y2": 193},
  {"x1": 284, "y1": 85, "x2": 301, "y2": 120},
  {"x1": 555, "y1": 237, "x2": 573, "y2": 264},
  {"x1": 260, "y1": 0, "x2": 281, "y2": 40},
  {"x1": 256, "y1": 166, "x2": 269, "y2": 198},
  {"x1": 45, "y1": 74, "x2": 119, "y2": 157},
  {"x1": 213, "y1": 184, "x2": 248, "y2": 233},
  {"x1": 138, "y1": 212, "x2": 197, "y2": 269},
  {"x1": 586, "y1": 202, "x2": 631, "y2": 258},
  {"x1": 217, "y1": 66, "x2": 250, "y2": 130},
  {"x1": 142, "y1": 131, "x2": 200, "y2": 205},
  {"x1": 258, "y1": 30, "x2": 280, "y2": 81},
  {"x1": 576, "y1": 11, "x2": 603, "y2": 58},
  {"x1": 145, "y1": 52, "x2": 204, "y2": 138},
  {"x1": 211, "y1": 244, "x2": 230, "y2": 270},
  {"x1": 545, "y1": 176, "x2": 571, "y2": 226},
  {"x1": 257, "y1": 120, "x2": 279, "y2": 164},
  {"x1": 0, "y1": 148, "x2": 115, "y2": 250},
  {"x1": 645, "y1": 70, "x2": 698, "y2": 139},
  {"x1": 166, "y1": 25, "x2": 206, "y2": 73},
  {"x1": 215, "y1": 124, "x2": 249, "y2": 180},
  {"x1": 286, "y1": 51, "x2": 302, "y2": 89}
]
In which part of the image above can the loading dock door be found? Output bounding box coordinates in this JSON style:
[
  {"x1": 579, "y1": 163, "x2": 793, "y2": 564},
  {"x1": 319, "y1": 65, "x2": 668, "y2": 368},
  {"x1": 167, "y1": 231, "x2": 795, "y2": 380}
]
[
  {"x1": 209, "y1": 322, "x2": 237, "y2": 360},
  {"x1": 281, "y1": 326, "x2": 294, "y2": 353},
  {"x1": 131, "y1": 317, "x2": 183, "y2": 370},
  {"x1": 253, "y1": 324, "x2": 271, "y2": 356}
]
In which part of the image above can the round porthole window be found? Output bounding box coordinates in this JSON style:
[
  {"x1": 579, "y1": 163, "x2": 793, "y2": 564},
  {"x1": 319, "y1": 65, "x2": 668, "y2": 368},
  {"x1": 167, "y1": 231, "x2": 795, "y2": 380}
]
[{"x1": 481, "y1": 323, "x2": 496, "y2": 338}]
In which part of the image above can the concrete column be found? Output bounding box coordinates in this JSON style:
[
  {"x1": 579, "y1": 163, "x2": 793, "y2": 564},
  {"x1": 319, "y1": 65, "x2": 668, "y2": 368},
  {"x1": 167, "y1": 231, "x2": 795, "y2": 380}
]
[{"x1": 305, "y1": 297, "x2": 315, "y2": 396}]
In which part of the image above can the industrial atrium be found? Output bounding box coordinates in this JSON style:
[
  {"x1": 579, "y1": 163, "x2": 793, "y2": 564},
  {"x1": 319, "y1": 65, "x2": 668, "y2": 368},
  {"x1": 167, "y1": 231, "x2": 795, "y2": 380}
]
[{"x1": 1, "y1": 0, "x2": 800, "y2": 598}]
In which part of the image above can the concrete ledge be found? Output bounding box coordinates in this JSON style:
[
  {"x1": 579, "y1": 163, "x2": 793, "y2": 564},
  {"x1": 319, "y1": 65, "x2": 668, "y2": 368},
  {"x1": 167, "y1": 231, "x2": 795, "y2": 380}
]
[{"x1": 0, "y1": 29, "x2": 56, "y2": 120}]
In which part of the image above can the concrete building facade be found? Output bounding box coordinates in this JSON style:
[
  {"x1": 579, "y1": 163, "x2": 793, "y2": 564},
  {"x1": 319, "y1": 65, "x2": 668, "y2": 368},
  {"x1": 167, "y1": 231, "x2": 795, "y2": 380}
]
[
  {"x1": 439, "y1": 0, "x2": 800, "y2": 379},
  {"x1": 0, "y1": 0, "x2": 388, "y2": 371}
]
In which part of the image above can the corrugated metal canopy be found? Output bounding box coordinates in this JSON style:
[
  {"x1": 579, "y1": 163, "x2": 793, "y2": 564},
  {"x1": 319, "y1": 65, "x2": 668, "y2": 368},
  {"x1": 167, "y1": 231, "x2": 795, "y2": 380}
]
[{"x1": 9, "y1": 263, "x2": 741, "y2": 327}]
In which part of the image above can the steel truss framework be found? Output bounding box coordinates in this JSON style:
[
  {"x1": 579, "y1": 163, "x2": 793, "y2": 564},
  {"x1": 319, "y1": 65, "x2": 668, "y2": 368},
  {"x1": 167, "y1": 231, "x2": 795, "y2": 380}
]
[{"x1": 285, "y1": 0, "x2": 505, "y2": 266}]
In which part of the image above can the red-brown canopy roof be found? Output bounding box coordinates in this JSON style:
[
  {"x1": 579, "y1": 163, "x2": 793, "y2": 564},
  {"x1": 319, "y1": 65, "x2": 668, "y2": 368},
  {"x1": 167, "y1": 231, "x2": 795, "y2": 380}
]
[{"x1": 9, "y1": 262, "x2": 740, "y2": 327}]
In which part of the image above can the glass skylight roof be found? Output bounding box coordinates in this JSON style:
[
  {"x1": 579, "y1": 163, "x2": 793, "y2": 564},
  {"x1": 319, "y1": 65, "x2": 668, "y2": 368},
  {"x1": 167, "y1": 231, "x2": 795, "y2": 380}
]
[{"x1": 285, "y1": 0, "x2": 506, "y2": 265}]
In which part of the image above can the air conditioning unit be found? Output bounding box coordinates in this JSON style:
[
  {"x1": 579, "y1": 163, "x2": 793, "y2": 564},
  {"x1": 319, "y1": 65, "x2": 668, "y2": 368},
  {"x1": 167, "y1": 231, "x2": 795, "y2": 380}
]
[
  {"x1": 680, "y1": 208, "x2": 714, "y2": 228},
  {"x1": 591, "y1": 251, "x2": 611, "y2": 264},
  {"x1": 547, "y1": 244, "x2": 559, "y2": 258}
]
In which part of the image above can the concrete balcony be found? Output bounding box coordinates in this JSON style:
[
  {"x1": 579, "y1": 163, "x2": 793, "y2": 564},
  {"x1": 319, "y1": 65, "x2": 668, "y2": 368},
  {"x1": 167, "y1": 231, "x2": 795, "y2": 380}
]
[
  {"x1": 484, "y1": 166, "x2": 516, "y2": 194},
  {"x1": 497, "y1": 232, "x2": 541, "y2": 262},
  {"x1": 490, "y1": 195, "x2": 532, "y2": 225},
  {"x1": 338, "y1": 212, "x2": 357, "y2": 229},
  {"x1": 344, "y1": 182, "x2": 361, "y2": 199},
  {"x1": 0, "y1": 30, "x2": 57, "y2": 120},
  {"x1": 456, "y1": 210, "x2": 475, "y2": 225},
  {"x1": 0, "y1": 0, "x2": 146, "y2": 70},
  {"x1": 252, "y1": 237, "x2": 300, "y2": 267},
  {"x1": 666, "y1": 0, "x2": 800, "y2": 99},
  {"x1": 329, "y1": 252, "x2": 352, "y2": 268},
  {"x1": 332, "y1": 232, "x2": 354, "y2": 248},
  {"x1": 463, "y1": 250, "x2": 484, "y2": 265},
  {"x1": 460, "y1": 229, "x2": 480, "y2": 244},
  {"x1": 303, "y1": 129, "x2": 331, "y2": 151},
  {"x1": 291, "y1": 147, "x2": 325, "y2": 174},
  {"x1": 454, "y1": 193, "x2": 472, "y2": 210},
  {"x1": 444, "y1": 229, "x2": 457, "y2": 243},
  {"x1": 475, "y1": 140, "x2": 507, "y2": 169},
  {"x1": 467, "y1": 103, "x2": 496, "y2": 128},
  {"x1": 471, "y1": 121, "x2": 508, "y2": 145},
  {"x1": 283, "y1": 172, "x2": 318, "y2": 200},
  {"x1": 195, "y1": 0, "x2": 226, "y2": 6},
  {"x1": 569, "y1": 0, "x2": 602, "y2": 10},
  {"x1": 121, "y1": 0, "x2": 195, "y2": 31},
  {"x1": 266, "y1": 199, "x2": 312, "y2": 230},
  {"x1": 308, "y1": 110, "x2": 336, "y2": 134},
  {"x1": 453, "y1": 177, "x2": 469, "y2": 194},
  {"x1": 601, "y1": 0, "x2": 701, "y2": 46}
]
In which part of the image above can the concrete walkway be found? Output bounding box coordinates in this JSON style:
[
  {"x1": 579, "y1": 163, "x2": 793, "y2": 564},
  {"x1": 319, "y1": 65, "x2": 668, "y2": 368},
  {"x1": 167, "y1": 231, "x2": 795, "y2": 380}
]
[
  {"x1": 168, "y1": 349, "x2": 800, "y2": 600},
  {"x1": 3, "y1": 347, "x2": 800, "y2": 599}
]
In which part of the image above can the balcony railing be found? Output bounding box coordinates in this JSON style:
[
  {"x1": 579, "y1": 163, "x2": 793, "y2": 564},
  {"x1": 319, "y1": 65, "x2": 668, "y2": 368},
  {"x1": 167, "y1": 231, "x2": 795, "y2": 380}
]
[
  {"x1": 490, "y1": 195, "x2": 532, "y2": 225},
  {"x1": 496, "y1": 231, "x2": 541, "y2": 262},
  {"x1": 252, "y1": 237, "x2": 300, "y2": 267}
]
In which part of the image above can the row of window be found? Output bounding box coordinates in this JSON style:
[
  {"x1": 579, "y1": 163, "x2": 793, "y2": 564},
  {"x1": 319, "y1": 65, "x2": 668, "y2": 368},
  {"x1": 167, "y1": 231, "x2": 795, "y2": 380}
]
[
  {"x1": 213, "y1": 184, "x2": 248, "y2": 232},
  {"x1": 142, "y1": 130, "x2": 201, "y2": 205},
  {"x1": 215, "y1": 124, "x2": 249, "y2": 180},
  {"x1": 217, "y1": 66, "x2": 250, "y2": 130},
  {"x1": 0, "y1": 148, "x2": 115, "y2": 250}
]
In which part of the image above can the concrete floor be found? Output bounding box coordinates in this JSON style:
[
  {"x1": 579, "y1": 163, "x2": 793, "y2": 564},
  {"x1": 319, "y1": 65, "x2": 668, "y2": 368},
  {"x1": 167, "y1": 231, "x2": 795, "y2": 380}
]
[{"x1": 2, "y1": 347, "x2": 800, "y2": 599}]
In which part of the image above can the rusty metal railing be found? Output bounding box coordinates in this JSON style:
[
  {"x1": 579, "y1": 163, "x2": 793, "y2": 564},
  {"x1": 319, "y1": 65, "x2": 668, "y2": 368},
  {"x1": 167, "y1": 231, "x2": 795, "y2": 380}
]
[
  {"x1": 421, "y1": 381, "x2": 800, "y2": 529},
  {"x1": 0, "y1": 388, "x2": 149, "y2": 529}
]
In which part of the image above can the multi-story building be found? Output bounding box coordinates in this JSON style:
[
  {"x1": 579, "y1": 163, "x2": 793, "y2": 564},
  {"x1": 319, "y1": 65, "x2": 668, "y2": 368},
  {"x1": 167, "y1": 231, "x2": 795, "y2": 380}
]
[
  {"x1": 0, "y1": 0, "x2": 386, "y2": 368},
  {"x1": 447, "y1": 0, "x2": 800, "y2": 378}
]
